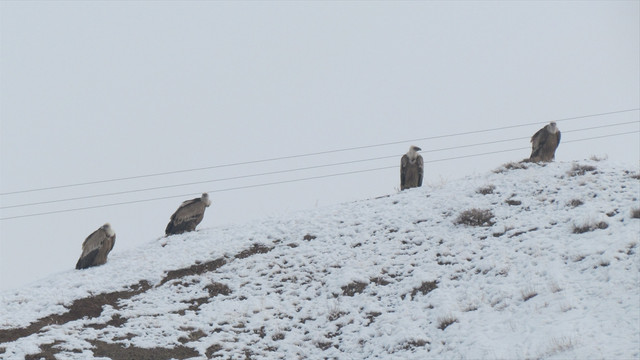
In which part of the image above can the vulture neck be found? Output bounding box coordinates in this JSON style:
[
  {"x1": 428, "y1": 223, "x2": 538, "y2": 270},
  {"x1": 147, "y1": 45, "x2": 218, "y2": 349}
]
[{"x1": 407, "y1": 150, "x2": 420, "y2": 161}]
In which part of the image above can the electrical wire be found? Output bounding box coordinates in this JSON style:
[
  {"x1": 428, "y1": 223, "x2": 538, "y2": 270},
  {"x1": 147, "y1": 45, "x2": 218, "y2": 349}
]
[
  {"x1": 2, "y1": 108, "x2": 637, "y2": 196},
  {"x1": 1, "y1": 129, "x2": 637, "y2": 221},
  {"x1": 2, "y1": 120, "x2": 637, "y2": 210}
]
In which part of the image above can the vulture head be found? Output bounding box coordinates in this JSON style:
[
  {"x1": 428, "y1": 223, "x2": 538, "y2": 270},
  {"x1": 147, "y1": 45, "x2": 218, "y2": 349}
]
[
  {"x1": 407, "y1": 145, "x2": 422, "y2": 160},
  {"x1": 201, "y1": 193, "x2": 212, "y2": 207},
  {"x1": 101, "y1": 223, "x2": 115, "y2": 237}
]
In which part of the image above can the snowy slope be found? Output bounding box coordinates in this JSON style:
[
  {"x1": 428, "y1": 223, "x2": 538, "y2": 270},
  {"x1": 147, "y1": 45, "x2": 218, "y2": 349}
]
[{"x1": 1, "y1": 159, "x2": 639, "y2": 360}]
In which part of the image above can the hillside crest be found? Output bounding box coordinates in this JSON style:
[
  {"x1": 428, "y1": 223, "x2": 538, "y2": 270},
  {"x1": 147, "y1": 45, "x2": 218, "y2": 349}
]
[{"x1": 1, "y1": 160, "x2": 639, "y2": 359}]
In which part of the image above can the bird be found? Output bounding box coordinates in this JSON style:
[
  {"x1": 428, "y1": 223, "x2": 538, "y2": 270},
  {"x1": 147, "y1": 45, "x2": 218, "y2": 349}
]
[
  {"x1": 529, "y1": 121, "x2": 561, "y2": 162},
  {"x1": 75, "y1": 223, "x2": 116, "y2": 270},
  {"x1": 400, "y1": 145, "x2": 424, "y2": 190},
  {"x1": 165, "y1": 193, "x2": 211, "y2": 236}
]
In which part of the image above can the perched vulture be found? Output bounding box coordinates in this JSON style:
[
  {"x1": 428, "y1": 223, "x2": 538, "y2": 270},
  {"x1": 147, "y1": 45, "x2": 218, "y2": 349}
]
[
  {"x1": 529, "y1": 121, "x2": 561, "y2": 162},
  {"x1": 165, "y1": 193, "x2": 211, "y2": 236},
  {"x1": 75, "y1": 223, "x2": 116, "y2": 270},
  {"x1": 400, "y1": 145, "x2": 424, "y2": 191}
]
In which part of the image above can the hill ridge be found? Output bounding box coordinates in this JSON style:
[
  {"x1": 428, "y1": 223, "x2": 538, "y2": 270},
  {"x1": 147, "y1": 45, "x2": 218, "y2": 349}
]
[{"x1": 1, "y1": 159, "x2": 638, "y2": 359}]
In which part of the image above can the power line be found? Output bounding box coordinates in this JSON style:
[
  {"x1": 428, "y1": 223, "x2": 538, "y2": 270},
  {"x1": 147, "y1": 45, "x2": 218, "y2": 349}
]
[
  {"x1": 0, "y1": 157, "x2": 397, "y2": 210},
  {"x1": 426, "y1": 130, "x2": 639, "y2": 163},
  {"x1": 2, "y1": 108, "x2": 638, "y2": 196},
  {"x1": 2, "y1": 129, "x2": 637, "y2": 221},
  {"x1": 0, "y1": 134, "x2": 551, "y2": 209},
  {"x1": 562, "y1": 120, "x2": 639, "y2": 134},
  {"x1": 2, "y1": 121, "x2": 637, "y2": 210}
]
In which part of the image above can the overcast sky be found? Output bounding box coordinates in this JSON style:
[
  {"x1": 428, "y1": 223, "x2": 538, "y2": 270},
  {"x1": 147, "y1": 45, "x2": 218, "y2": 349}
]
[{"x1": 1, "y1": 1, "x2": 638, "y2": 292}]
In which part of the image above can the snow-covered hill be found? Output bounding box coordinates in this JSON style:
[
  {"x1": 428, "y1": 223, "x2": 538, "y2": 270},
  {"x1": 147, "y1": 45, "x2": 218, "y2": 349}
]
[{"x1": 1, "y1": 159, "x2": 639, "y2": 360}]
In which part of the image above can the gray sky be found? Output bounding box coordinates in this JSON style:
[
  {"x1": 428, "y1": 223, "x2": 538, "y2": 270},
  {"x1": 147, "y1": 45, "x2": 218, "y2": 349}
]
[{"x1": 1, "y1": 1, "x2": 639, "y2": 291}]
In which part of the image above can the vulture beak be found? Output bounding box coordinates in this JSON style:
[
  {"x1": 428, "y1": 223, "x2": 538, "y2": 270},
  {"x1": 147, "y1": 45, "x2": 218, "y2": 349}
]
[{"x1": 414, "y1": 146, "x2": 422, "y2": 152}]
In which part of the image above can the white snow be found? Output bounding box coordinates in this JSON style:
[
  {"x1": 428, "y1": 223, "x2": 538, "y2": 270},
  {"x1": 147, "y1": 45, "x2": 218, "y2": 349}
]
[{"x1": 1, "y1": 159, "x2": 639, "y2": 359}]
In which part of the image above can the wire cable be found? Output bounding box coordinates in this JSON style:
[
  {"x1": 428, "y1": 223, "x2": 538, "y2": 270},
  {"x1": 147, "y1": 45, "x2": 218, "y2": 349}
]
[
  {"x1": 2, "y1": 108, "x2": 637, "y2": 196},
  {"x1": 1, "y1": 129, "x2": 637, "y2": 220},
  {"x1": 2, "y1": 120, "x2": 637, "y2": 210}
]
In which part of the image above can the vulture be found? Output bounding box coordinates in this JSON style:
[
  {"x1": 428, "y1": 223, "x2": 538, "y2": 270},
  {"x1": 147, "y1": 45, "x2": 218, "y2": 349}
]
[
  {"x1": 76, "y1": 223, "x2": 116, "y2": 270},
  {"x1": 165, "y1": 193, "x2": 211, "y2": 236},
  {"x1": 529, "y1": 121, "x2": 561, "y2": 162},
  {"x1": 400, "y1": 145, "x2": 424, "y2": 190}
]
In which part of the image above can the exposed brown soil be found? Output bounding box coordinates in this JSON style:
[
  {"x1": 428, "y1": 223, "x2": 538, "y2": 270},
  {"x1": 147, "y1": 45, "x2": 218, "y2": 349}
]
[
  {"x1": 205, "y1": 282, "x2": 232, "y2": 296},
  {"x1": 409, "y1": 280, "x2": 438, "y2": 299},
  {"x1": 205, "y1": 344, "x2": 224, "y2": 358},
  {"x1": 505, "y1": 199, "x2": 522, "y2": 206},
  {"x1": 0, "y1": 280, "x2": 151, "y2": 344},
  {"x1": 0, "y1": 242, "x2": 274, "y2": 359},
  {"x1": 235, "y1": 243, "x2": 274, "y2": 259},
  {"x1": 87, "y1": 314, "x2": 128, "y2": 330},
  {"x1": 341, "y1": 281, "x2": 368, "y2": 296},
  {"x1": 24, "y1": 340, "x2": 64, "y2": 360},
  {"x1": 158, "y1": 257, "x2": 226, "y2": 286},
  {"x1": 89, "y1": 339, "x2": 200, "y2": 360}
]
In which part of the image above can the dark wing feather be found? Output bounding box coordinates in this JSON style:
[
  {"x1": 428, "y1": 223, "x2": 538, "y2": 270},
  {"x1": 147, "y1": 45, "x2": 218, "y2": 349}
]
[
  {"x1": 76, "y1": 248, "x2": 99, "y2": 270},
  {"x1": 416, "y1": 155, "x2": 424, "y2": 187},
  {"x1": 400, "y1": 154, "x2": 409, "y2": 190},
  {"x1": 165, "y1": 222, "x2": 175, "y2": 235},
  {"x1": 530, "y1": 127, "x2": 547, "y2": 159}
]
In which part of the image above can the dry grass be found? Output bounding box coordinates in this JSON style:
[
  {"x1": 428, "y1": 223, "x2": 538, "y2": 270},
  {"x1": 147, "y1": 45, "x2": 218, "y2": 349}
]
[
  {"x1": 548, "y1": 281, "x2": 562, "y2": 294},
  {"x1": 521, "y1": 287, "x2": 538, "y2": 301},
  {"x1": 402, "y1": 339, "x2": 430, "y2": 350},
  {"x1": 572, "y1": 220, "x2": 608, "y2": 234},
  {"x1": 455, "y1": 209, "x2": 495, "y2": 227},
  {"x1": 544, "y1": 336, "x2": 578, "y2": 357},
  {"x1": 437, "y1": 315, "x2": 458, "y2": 330},
  {"x1": 476, "y1": 185, "x2": 496, "y2": 195},
  {"x1": 493, "y1": 161, "x2": 529, "y2": 173},
  {"x1": 589, "y1": 155, "x2": 607, "y2": 162},
  {"x1": 568, "y1": 163, "x2": 597, "y2": 177},
  {"x1": 567, "y1": 199, "x2": 584, "y2": 208},
  {"x1": 626, "y1": 242, "x2": 637, "y2": 256},
  {"x1": 341, "y1": 281, "x2": 368, "y2": 296}
]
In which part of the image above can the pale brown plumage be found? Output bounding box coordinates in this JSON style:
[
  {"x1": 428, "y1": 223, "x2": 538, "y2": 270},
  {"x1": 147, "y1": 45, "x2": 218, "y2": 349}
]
[
  {"x1": 165, "y1": 193, "x2": 211, "y2": 236},
  {"x1": 529, "y1": 122, "x2": 561, "y2": 162},
  {"x1": 400, "y1": 145, "x2": 424, "y2": 190},
  {"x1": 76, "y1": 223, "x2": 116, "y2": 270}
]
